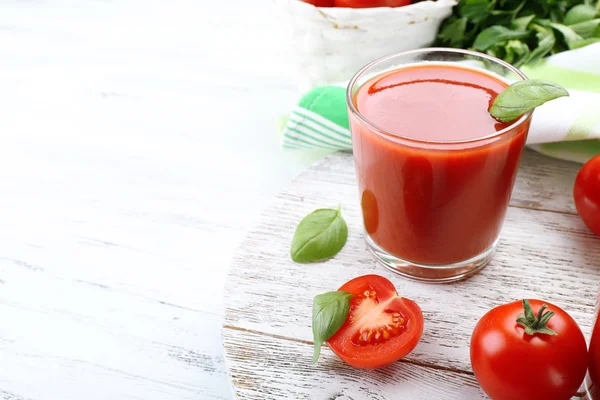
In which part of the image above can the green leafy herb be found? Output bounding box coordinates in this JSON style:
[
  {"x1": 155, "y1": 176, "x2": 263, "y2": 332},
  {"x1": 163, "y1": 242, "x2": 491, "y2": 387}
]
[
  {"x1": 312, "y1": 291, "x2": 353, "y2": 363},
  {"x1": 291, "y1": 206, "x2": 348, "y2": 263},
  {"x1": 570, "y1": 36, "x2": 600, "y2": 48},
  {"x1": 473, "y1": 26, "x2": 531, "y2": 51},
  {"x1": 527, "y1": 26, "x2": 556, "y2": 64},
  {"x1": 459, "y1": 0, "x2": 493, "y2": 23},
  {"x1": 570, "y1": 18, "x2": 600, "y2": 37},
  {"x1": 437, "y1": 0, "x2": 600, "y2": 65},
  {"x1": 504, "y1": 39, "x2": 531, "y2": 66},
  {"x1": 512, "y1": 14, "x2": 536, "y2": 31},
  {"x1": 551, "y1": 22, "x2": 583, "y2": 48},
  {"x1": 564, "y1": 4, "x2": 597, "y2": 25},
  {"x1": 490, "y1": 79, "x2": 569, "y2": 122},
  {"x1": 438, "y1": 16, "x2": 468, "y2": 47}
]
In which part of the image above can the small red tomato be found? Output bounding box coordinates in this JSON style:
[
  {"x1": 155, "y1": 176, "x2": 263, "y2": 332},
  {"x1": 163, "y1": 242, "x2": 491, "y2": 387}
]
[
  {"x1": 470, "y1": 299, "x2": 587, "y2": 400},
  {"x1": 327, "y1": 275, "x2": 423, "y2": 369},
  {"x1": 334, "y1": 0, "x2": 411, "y2": 7},
  {"x1": 574, "y1": 155, "x2": 600, "y2": 236},
  {"x1": 300, "y1": 0, "x2": 335, "y2": 6}
]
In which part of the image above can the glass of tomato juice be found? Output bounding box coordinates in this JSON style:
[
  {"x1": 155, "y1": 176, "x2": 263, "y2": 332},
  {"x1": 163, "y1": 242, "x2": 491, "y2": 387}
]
[{"x1": 347, "y1": 48, "x2": 532, "y2": 282}]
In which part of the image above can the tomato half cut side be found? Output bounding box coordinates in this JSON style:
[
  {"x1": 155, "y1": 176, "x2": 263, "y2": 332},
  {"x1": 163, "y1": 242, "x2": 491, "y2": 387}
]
[{"x1": 326, "y1": 275, "x2": 423, "y2": 369}]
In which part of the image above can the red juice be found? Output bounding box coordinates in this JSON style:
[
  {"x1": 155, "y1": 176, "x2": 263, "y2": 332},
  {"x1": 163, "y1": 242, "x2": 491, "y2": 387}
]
[{"x1": 350, "y1": 63, "x2": 530, "y2": 267}]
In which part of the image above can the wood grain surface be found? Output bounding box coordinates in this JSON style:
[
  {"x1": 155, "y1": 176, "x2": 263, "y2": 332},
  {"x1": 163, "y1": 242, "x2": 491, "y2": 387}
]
[{"x1": 223, "y1": 149, "x2": 600, "y2": 399}]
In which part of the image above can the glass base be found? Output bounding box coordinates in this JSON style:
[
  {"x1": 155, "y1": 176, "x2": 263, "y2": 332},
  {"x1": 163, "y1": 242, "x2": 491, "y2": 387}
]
[{"x1": 365, "y1": 234, "x2": 497, "y2": 283}]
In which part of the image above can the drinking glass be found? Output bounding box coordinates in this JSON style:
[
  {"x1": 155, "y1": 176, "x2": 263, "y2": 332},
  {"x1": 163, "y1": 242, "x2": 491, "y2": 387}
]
[{"x1": 347, "y1": 48, "x2": 532, "y2": 282}]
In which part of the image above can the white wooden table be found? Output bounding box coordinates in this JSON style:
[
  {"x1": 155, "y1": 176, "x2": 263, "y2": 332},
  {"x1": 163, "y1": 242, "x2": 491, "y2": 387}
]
[
  {"x1": 0, "y1": 1, "x2": 322, "y2": 398},
  {"x1": 223, "y1": 150, "x2": 600, "y2": 400}
]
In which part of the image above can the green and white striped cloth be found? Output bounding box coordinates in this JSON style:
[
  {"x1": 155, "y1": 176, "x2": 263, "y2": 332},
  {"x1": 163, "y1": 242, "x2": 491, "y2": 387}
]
[
  {"x1": 282, "y1": 86, "x2": 352, "y2": 151},
  {"x1": 282, "y1": 43, "x2": 600, "y2": 164}
]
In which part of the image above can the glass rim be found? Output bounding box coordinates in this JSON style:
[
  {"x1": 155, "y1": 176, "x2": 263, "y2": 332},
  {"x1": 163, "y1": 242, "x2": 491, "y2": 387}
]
[{"x1": 346, "y1": 47, "x2": 533, "y2": 146}]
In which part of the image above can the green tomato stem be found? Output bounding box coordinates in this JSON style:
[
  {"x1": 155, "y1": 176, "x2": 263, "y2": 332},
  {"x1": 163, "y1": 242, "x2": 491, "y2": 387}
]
[{"x1": 516, "y1": 299, "x2": 558, "y2": 336}]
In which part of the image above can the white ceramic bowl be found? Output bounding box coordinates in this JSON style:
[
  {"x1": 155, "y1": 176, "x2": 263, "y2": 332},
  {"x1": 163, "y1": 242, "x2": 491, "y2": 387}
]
[{"x1": 274, "y1": 0, "x2": 457, "y2": 91}]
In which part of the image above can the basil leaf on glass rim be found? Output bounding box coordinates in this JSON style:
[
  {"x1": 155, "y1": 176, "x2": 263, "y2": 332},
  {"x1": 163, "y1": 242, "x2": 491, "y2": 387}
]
[
  {"x1": 312, "y1": 290, "x2": 353, "y2": 363},
  {"x1": 291, "y1": 206, "x2": 348, "y2": 263},
  {"x1": 490, "y1": 79, "x2": 569, "y2": 123}
]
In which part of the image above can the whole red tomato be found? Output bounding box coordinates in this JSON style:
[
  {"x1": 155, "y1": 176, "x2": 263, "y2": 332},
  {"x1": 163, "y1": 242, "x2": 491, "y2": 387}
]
[
  {"x1": 327, "y1": 275, "x2": 423, "y2": 368},
  {"x1": 470, "y1": 299, "x2": 587, "y2": 400},
  {"x1": 300, "y1": 0, "x2": 335, "y2": 6},
  {"x1": 574, "y1": 155, "x2": 600, "y2": 236},
  {"x1": 334, "y1": 0, "x2": 411, "y2": 7}
]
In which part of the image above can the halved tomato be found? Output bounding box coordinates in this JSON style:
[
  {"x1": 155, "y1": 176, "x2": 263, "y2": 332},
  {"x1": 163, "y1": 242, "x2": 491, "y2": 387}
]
[{"x1": 327, "y1": 275, "x2": 423, "y2": 368}]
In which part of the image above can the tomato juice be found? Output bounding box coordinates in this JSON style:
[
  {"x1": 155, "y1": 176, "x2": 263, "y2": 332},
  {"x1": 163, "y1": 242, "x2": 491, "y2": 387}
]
[{"x1": 348, "y1": 50, "x2": 531, "y2": 280}]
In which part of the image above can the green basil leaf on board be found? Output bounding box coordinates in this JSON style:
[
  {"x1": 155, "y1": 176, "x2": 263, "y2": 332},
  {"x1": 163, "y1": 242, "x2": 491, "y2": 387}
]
[
  {"x1": 490, "y1": 80, "x2": 569, "y2": 123},
  {"x1": 473, "y1": 26, "x2": 531, "y2": 51},
  {"x1": 312, "y1": 291, "x2": 353, "y2": 363},
  {"x1": 291, "y1": 206, "x2": 348, "y2": 263},
  {"x1": 564, "y1": 4, "x2": 598, "y2": 26}
]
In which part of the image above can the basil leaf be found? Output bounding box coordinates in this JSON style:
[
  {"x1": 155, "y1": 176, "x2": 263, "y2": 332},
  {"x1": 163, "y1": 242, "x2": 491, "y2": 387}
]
[
  {"x1": 490, "y1": 80, "x2": 569, "y2": 123},
  {"x1": 291, "y1": 207, "x2": 348, "y2": 263},
  {"x1": 312, "y1": 291, "x2": 353, "y2": 363},
  {"x1": 564, "y1": 4, "x2": 598, "y2": 26},
  {"x1": 473, "y1": 26, "x2": 531, "y2": 51},
  {"x1": 570, "y1": 19, "x2": 600, "y2": 38}
]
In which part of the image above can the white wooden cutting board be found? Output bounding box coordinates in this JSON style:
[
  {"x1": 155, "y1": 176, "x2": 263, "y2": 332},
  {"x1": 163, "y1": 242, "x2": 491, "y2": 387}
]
[{"x1": 222, "y1": 150, "x2": 600, "y2": 399}]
